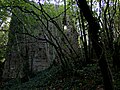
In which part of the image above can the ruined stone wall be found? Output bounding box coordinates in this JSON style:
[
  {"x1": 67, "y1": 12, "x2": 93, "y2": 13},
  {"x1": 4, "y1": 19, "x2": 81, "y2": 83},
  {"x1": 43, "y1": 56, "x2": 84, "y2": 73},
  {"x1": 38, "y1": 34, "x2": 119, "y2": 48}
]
[
  {"x1": 2, "y1": 9, "x2": 54, "y2": 78},
  {"x1": 2, "y1": 9, "x2": 79, "y2": 79},
  {"x1": 3, "y1": 29, "x2": 52, "y2": 78}
]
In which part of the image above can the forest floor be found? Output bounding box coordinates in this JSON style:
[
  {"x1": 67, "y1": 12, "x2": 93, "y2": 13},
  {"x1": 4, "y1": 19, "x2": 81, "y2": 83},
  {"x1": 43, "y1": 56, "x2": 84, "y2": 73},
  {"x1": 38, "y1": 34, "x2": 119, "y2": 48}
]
[{"x1": 0, "y1": 64, "x2": 120, "y2": 90}]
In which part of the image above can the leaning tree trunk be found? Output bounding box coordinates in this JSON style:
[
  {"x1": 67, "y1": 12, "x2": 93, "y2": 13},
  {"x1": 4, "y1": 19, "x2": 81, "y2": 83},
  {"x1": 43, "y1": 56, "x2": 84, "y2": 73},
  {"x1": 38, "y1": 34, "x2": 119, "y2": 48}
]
[{"x1": 76, "y1": 0, "x2": 114, "y2": 90}]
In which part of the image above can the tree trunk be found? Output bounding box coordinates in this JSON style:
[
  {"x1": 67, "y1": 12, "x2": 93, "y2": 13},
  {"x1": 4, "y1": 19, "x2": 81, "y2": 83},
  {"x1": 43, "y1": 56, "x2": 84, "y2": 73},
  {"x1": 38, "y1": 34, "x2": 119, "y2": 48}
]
[{"x1": 76, "y1": 0, "x2": 114, "y2": 89}]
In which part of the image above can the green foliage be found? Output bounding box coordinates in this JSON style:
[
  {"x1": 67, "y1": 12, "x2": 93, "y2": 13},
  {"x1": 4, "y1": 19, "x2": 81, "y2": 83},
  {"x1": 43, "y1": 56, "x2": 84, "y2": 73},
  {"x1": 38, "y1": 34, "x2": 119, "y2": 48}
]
[
  {"x1": 0, "y1": 10, "x2": 10, "y2": 62},
  {"x1": 1, "y1": 64, "x2": 106, "y2": 90},
  {"x1": 1, "y1": 65, "x2": 61, "y2": 90}
]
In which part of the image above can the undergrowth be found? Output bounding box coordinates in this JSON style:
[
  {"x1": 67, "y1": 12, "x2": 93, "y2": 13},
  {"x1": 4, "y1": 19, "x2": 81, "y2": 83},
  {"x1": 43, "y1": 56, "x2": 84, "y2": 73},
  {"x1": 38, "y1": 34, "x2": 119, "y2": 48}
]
[{"x1": 1, "y1": 64, "x2": 120, "y2": 90}]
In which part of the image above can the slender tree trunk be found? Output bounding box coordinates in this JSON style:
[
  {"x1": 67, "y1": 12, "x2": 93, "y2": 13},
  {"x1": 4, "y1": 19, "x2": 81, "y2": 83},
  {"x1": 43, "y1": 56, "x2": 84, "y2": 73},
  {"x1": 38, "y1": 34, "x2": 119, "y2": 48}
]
[
  {"x1": 80, "y1": 12, "x2": 89, "y2": 63},
  {"x1": 76, "y1": 0, "x2": 114, "y2": 89}
]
